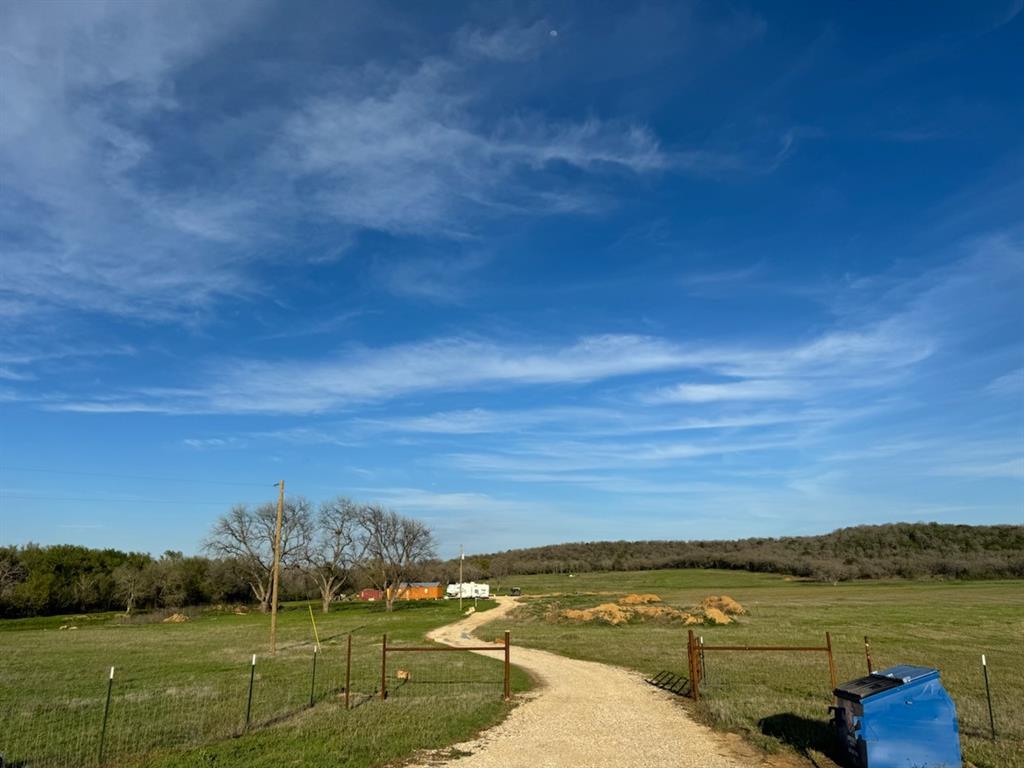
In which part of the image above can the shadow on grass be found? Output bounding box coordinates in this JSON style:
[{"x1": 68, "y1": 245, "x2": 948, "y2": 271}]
[{"x1": 758, "y1": 712, "x2": 846, "y2": 767}]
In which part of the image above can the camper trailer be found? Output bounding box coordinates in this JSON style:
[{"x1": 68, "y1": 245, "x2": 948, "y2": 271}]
[{"x1": 445, "y1": 582, "x2": 490, "y2": 599}]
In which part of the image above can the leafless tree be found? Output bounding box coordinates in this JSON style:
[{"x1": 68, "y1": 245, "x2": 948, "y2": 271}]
[
  {"x1": 305, "y1": 497, "x2": 365, "y2": 613},
  {"x1": 0, "y1": 548, "x2": 25, "y2": 598},
  {"x1": 355, "y1": 504, "x2": 436, "y2": 611},
  {"x1": 205, "y1": 498, "x2": 313, "y2": 612},
  {"x1": 112, "y1": 563, "x2": 149, "y2": 615}
]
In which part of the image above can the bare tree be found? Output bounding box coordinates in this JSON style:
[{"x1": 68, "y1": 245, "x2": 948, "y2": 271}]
[
  {"x1": 205, "y1": 498, "x2": 313, "y2": 613},
  {"x1": 0, "y1": 547, "x2": 25, "y2": 598},
  {"x1": 112, "y1": 563, "x2": 150, "y2": 615},
  {"x1": 355, "y1": 504, "x2": 436, "y2": 611},
  {"x1": 305, "y1": 497, "x2": 365, "y2": 613}
]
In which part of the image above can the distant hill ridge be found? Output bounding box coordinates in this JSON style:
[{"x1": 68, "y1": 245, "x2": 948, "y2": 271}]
[{"x1": 468, "y1": 523, "x2": 1024, "y2": 581}]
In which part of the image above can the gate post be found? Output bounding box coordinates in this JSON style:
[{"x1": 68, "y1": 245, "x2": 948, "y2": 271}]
[
  {"x1": 503, "y1": 630, "x2": 511, "y2": 701},
  {"x1": 825, "y1": 632, "x2": 838, "y2": 691},
  {"x1": 687, "y1": 630, "x2": 700, "y2": 701}
]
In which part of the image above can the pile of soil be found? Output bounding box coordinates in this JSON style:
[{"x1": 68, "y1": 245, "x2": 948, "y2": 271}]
[
  {"x1": 631, "y1": 605, "x2": 703, "y2": 624},
  {"x1": 558, "y1": 593, "x2": 748, "y2": 627},
  {"x1": 698, "y1": 595, "x2": 747, "y2": 616},
  {"x1": 561, "y1": 601, "x2": 698, "y2": 626},
  {"x1": 703, "y1": 607, "x2": 732, "y2": 625},
  {"x1": 163, "y1": 613, "x2": 190, "y2": 623},
  {"x1": 619, "y1": 593, "x2": 662, "y2": 605},
  {"x1": 561, "y1": 603, "x2": 631, "y2": 625}
]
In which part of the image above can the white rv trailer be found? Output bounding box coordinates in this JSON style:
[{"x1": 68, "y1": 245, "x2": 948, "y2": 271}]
[{"x1": 445, "y1": 582, "x2": 490, "y2": 599}]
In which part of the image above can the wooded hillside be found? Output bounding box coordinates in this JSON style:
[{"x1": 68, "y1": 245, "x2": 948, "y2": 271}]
[{"x1": 464, "y1": 523, "x2": 1024, "y2": 582}]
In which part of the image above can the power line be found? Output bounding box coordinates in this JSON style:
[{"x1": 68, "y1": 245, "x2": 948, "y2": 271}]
[
  {"x1": 0, "y1": 493, "x2": 260, "y2": 506},
  {"x1": 0, "y1": 465, "x2": 268, "y2": 488}
]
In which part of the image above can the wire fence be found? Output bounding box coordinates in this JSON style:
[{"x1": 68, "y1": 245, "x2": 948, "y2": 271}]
[{"x1": 0, "y1": 630, "x2": 508, "y2": 768}]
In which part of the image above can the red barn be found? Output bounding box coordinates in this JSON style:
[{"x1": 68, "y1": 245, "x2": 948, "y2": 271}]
[{"x1": 359, "y1": 588, "x2": 384, "y2": 601}]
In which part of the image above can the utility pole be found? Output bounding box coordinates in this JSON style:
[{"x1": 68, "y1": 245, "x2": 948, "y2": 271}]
[
  {"x1": 459, "y1": 544, "x2": 464, "y2": 613},
  {"x1": 270, "y1": 479, "x2": 285, "y2": 655}
]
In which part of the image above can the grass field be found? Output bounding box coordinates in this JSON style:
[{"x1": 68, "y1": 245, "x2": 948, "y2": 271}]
[
  {"x1": 0, "y1": 599, "x2": 530, "y2": 768},
  {"x1": 483, "y1": 569, "x2": 1024, "y2": 768}
]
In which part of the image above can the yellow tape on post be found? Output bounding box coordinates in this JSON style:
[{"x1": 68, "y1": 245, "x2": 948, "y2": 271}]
[{"x1": 308, "y1": 602, "x2": 322, "y2": 652}]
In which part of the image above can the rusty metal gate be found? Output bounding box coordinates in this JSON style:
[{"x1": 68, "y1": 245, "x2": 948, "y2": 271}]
[
  {"x1": 685, "y1": 628, "x2": 837, "y2": 701},
  {"x1": 379, "y1": 631, "x2": 511, "y2": 702}
]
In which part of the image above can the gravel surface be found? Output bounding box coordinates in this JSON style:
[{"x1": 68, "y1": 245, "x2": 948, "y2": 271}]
[{"x1": 406, "y1": 597, "x2": 792, "y2": 768}]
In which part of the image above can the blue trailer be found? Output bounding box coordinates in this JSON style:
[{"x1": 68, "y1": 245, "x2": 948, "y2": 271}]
[{"x1": 831, "y1": 665, "x2": 962, "y2": 768}]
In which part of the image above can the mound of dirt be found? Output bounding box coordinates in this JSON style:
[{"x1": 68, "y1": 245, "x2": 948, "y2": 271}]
[
  {"x1": 559, "y1": 593, "x2": 748, "y2": 627},
  {"x1": 561, "y1": 603, "x2": 630, "y2": 626},
  {"x1": 703, "y1": 607, "x2": 732, "y2": 625},
  {"x1": 561, "y1": 600, "x2": 704, "y2": 626},
  {"x1": 618, "y1": 593, "x2": 662, "y2": 605},
  {"x1": 698, "y1": 595, "x2": 747, "y2": 616},
  {"x1": 163, "y1": 613, "x2": 190, "y2": 623},
  {"x1": 631, "y1": 605, "x2": 702, "y2": 624}
]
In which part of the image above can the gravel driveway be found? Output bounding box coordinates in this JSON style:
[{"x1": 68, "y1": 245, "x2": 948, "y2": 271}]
[{"x1": 405, "y1": 597, "x2": 792, "y2": 768}]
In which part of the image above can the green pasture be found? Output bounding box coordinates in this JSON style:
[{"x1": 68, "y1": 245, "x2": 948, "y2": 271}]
[
  {"x1": 485, "y1": 569, "x2": 1024, "y2": 768},
  {"x1": 0, "y1": 599, "x2": 530, "y2": 768}
]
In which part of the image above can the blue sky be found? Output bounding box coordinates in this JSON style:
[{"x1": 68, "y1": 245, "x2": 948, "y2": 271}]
[{"x1": 1, "y1": 1, "x2": 1021, "y2": 558}]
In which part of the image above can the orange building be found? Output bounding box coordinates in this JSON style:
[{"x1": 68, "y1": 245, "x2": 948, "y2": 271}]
[{"x1": 388, "y1": 581, "x2": 444, "y2": 601}]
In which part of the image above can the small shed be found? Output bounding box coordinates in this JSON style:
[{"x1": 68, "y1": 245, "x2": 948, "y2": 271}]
[
  {"x1": 359, "y1": 588, "x2": 384, "y2": 601},
  {"x1": 390, "y1": 582, "x2": 444, "y2": 601}
]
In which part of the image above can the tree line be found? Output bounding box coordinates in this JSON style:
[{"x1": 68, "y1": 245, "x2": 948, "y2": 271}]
[
  {"x1": 459, "y1": 523, "x2": 1024, "y2": 582},
  {"x1": 0, "y1": 497, "x2": 437, "y2": 618},
  {"x1": 4, "y1": 520, "x2": 1022, "y2": 618}
]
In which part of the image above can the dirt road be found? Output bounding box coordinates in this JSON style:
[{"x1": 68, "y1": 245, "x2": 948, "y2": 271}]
[{"x1": 405, "y1": 597, "x2": 792, "y2": 768}]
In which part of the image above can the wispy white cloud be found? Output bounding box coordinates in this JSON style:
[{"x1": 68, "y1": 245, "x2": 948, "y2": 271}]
[
  {"x1": 374, "y1": 252, "x2": 491, "y2": 303},
  {"x1": 823, "y1": 433, "x2": 1024, "y2": 483},
  {"x1": 679, "y1": 263, "x2": 762, "y2": 288},
  {"x1": 0, "y1": 367, "x2": 34, "y2": 382},
  {"x1": 361, "y1": 405, "x2": 844, "y2": 437},
  {"x1": 46, "y1": 304, "x2": 936, "y2": 415},
  {"x1": 45, "y1": 401, "x2": 178, "y2": 414},
  {"x1": 271, "y1": 60, "x2": 672, "y2": 238},
  {"x1": 648, "y1": 379, "x2": 804, "y2": 403},
  {"x1": 55, "y1": 334, "x2": 688, "y2": 414},
  {"x1": 182, "y1": 437, "x2": 246, "y2": 450},
  {"x1": 358, "y1": 406, "x2": 615, "y2": 435},
  {"x1": 0, "y1": 1, "x2": 263, "y2": 324},
  {"x1": 935, "y1": 459, "x2": 1023, "y2": 479},
  {"x1": 38, "y1": 237, "x2": 1019, "y2": 418},
  {"x1": 447, "y1": 435, "x2": 789, "y2": 474},
  {"x1": 987, "y1": 367, "x2": 1024, "y2": 396},
  {"x1": 0, "y1": 8, "x2": 687, "y2": 333},
  {"x1": 455, "y1": 21, "x2": 555, "y2": 62}
]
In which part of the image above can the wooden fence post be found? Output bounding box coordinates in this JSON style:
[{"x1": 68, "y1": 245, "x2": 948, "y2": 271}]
[
  {"x1": 687, "y1": 630, "x2": 700, "y2": 701},
  {"x1": 380, "y1": 634, "x2": 387, "y2": 701},
  {"x1": 345, "y1": 633, "x2": 352, "y2": 710},
  {"x1": 503, "y1": 630, "x2": 511, "y2": 701}
]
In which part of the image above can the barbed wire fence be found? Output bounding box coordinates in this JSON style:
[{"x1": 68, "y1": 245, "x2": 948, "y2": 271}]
[{"x1": 1, "y1": 628, "x2": 510, "y2": 768}]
